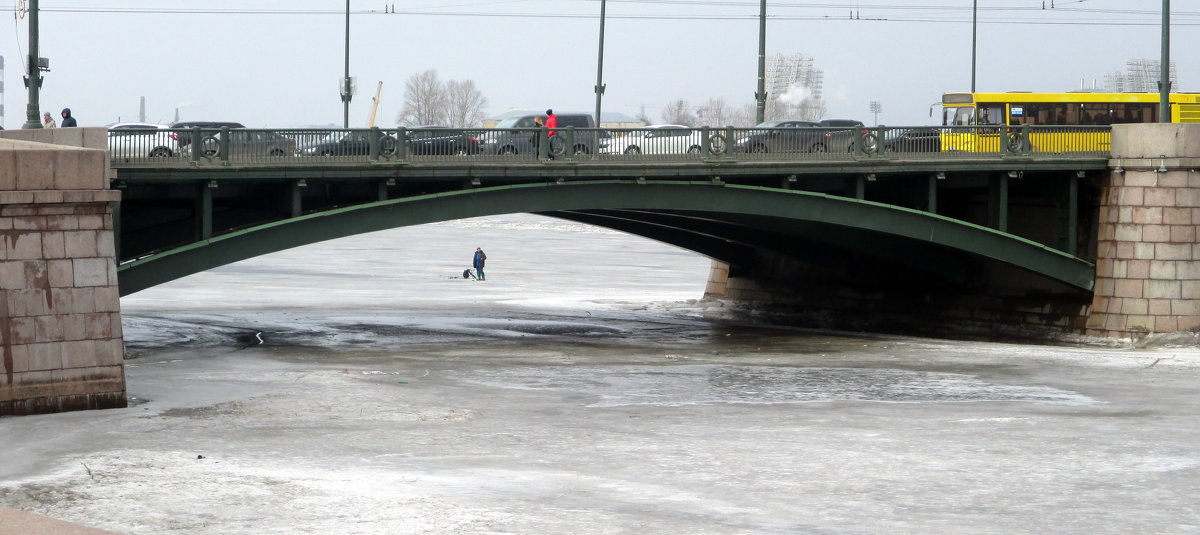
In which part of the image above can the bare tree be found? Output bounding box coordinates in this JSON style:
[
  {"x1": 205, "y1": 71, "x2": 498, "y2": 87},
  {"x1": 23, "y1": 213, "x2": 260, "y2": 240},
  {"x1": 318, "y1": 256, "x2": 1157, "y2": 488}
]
[
  {"x1": 398, "y1": 70, "x2": 447, "y2": 126},
  {"x1": 444, "y1": 79, "x2": 488, "y2": 128},
  {"x1": 661, "y1": 99, "x2": 697, "y2": 126},
  {"x1": 636, "y1": 105, "x2": 652, "y2": 125},
  {"x1": 697, "y1": 97, "x2": 737, "y2": 127},
  {"x1": 732, "y1": 104, "x2": 758, "y2": 126}
]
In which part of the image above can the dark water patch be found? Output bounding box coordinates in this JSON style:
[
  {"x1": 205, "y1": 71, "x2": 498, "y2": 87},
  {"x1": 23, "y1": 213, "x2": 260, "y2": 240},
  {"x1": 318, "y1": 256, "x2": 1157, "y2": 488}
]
[{"x1": 455, "y1": 365, "x2": 1095, "y2": 407}]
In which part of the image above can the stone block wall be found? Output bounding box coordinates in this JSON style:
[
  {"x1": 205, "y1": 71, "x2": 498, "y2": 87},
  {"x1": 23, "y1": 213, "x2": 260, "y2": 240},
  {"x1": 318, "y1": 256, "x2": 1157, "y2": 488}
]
[
  {"x1": 703, "y1": 254, "x2": 1091, "y2": 340},
  {"x1": 1087, "y1": 124, "x2": 1200, "y2": 337},
  {"x1": 1, "y1": 130, "x2": 126, "y2": 415}
]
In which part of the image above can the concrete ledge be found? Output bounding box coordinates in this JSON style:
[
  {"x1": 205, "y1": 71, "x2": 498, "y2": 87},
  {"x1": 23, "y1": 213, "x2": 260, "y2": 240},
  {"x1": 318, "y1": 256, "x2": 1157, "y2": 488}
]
[
  {"x1": 0, "y1": 190, "x2": 121, "y2": 206},
  {"x1": 0, "y1": 127, "x2": 107, "y2": 151},
  {"x1": 1112, "y1": 124, "x2": 1200, "y2": 159}
]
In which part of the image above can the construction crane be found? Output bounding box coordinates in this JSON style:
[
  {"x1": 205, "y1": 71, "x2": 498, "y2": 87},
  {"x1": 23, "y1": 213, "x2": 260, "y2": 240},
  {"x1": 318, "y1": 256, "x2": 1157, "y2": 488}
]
[{"x1": 366, "y1": 81, "x2": 383, "y2": 127}]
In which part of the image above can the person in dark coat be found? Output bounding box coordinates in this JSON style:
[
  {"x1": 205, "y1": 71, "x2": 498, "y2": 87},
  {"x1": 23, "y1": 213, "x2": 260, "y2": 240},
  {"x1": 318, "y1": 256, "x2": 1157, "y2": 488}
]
[
  {"x1": 60, "y1": 108, "x2": 78, "y2": 127},
  {"x1": 473, "y1": 247, "x2": 487, "y2": 281}
]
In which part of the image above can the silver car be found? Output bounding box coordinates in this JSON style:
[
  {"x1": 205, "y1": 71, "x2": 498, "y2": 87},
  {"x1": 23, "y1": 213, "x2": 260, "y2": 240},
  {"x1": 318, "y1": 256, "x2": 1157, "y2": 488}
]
[
  {"x1": 604, "y1": 125, "x2": 704, "y2": 155},
  {"x1": 107, "y1": 122, "x2": 179, "y2": 160}
]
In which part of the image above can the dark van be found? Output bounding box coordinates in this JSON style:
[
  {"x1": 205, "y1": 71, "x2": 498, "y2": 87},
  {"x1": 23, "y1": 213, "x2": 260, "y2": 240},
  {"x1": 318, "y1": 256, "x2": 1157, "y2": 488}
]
[
  {"x1": 170, "y1": 121, "x2": 246, "y2": 147},
  {"x1": 478, "y1": 112, "x2": 597, "y2": 156}
]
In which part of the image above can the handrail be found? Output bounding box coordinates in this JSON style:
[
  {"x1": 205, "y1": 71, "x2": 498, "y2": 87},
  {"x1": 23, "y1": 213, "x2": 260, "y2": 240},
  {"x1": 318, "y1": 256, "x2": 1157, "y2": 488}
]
[{"x1": 105, "y1": 125, "x2": 1113, "y2": 168}]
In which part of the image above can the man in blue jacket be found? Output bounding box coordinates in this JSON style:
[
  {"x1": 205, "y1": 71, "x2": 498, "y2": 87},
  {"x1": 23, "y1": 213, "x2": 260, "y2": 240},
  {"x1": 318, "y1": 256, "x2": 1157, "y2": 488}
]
[{"x1": 473, "y1": 247, "x2": 487, "y2": 281}]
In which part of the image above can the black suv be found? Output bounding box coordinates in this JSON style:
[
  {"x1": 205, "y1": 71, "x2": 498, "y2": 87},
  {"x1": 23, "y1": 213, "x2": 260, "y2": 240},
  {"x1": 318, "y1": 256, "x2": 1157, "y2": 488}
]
[{"x1": 478, "y1": 112, "x2": 598, "y2": 156}]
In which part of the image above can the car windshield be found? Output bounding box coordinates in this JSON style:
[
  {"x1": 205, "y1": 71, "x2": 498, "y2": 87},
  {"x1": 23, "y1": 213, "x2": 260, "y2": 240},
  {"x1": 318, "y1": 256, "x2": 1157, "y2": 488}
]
[
  {"x1": 755, "y1": 121, "x2": 786, "y2": 128},
  {"x1": 495, "y1": 118, "x2": 525, "y2": 128}
]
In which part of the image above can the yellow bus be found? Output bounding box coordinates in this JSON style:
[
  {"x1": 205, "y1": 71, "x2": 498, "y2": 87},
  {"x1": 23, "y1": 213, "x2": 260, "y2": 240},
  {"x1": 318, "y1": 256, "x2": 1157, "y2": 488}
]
[{"x1": 940, "y1": 91, "x2": 1200, "y2": 153}]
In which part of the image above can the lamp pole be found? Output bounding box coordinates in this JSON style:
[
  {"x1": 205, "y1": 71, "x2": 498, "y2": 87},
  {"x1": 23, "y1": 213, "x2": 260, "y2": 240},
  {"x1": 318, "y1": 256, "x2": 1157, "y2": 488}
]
[
  {"x1": 594, "y1": 0, "x2": 607, "y2": 128},
  {"x1": 342, "y1": 0, "x2": 351, "y2": 128},
  {"x1": 22, "y1": 0, "x2": 43, "y2": 129},
  {"x1": 755, "y1": 0, "x2": 767, "y2": 124},
  {"x1": 970, "y1": 0, "x2": 977, "y2": 92},
  {"x1": 1159, "y1": 0, "x2": 1170, "y2": 122}
]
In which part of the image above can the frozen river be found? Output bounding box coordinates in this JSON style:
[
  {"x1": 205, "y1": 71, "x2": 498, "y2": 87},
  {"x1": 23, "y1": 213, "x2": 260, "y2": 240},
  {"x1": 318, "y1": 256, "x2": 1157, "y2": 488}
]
[{"x1": 2, "y1": 214, "x2": 1199, "y2": 534}]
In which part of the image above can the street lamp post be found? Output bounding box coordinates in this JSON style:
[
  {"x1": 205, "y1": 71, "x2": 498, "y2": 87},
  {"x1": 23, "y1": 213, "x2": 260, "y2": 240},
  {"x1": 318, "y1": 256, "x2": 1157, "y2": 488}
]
[
  {"x1": 970, "y1": 0, "x2": 977, "y2": 92},
  {"x1": 594, "y1": 0, "x2": 607, "y2": 128},
  {"x1": 755, "y1": 0, "x2": 767, "y2": 124},
  {"x1": 22, "y1": 0, "x2": 43, "y2": 129},
  {"x1": 342, "y1": 0, "x2": 352, "y2": 128},
  {"x1": 1159, "y1": 0, "x2": 1170, "y2": 122}
]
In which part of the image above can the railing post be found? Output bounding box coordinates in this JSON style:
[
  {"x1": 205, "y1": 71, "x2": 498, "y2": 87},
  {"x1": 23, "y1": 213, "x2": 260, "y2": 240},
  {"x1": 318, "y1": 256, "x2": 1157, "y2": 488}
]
[
  {"x1": 564, "y1": 126, "x2": 576, "y2": 161},
  {"x1": 395, "y1": 127, "x2": 407, "y2": 160},
  {"x1": 218, "y1": 126, "x2": 230, "y2": 164},
  {"x1": 539, "y1": 127, "x2": 550, "y2": 160},
  {"x1": 190, "y1": 127, "x2": 202, "y2": 163},
  {"x1": 852, "y1": 128, "x2": 865, "y2": 158},
  {"x1": 725, "y1": 126, "x2": 736, "y2": 160},
  {"x1": 368, "y1": 127, "x2": 381, "y2": 161},
  {"x1": 701, "y1": 126, "x2": 711, "y2": 158}
]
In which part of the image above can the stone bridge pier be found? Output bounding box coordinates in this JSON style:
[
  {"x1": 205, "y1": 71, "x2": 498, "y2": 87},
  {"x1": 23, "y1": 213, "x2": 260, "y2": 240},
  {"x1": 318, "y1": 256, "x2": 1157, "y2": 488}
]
[
  {"x1": 1, "y1": 128, "x2": 126, "y2": 416},
  {"x1": 706, "y1": 124, "x2": 1200, "y2": 341},
  {"x1": 1087, "y1": 124, "x2": 1200, "y2": 338}
]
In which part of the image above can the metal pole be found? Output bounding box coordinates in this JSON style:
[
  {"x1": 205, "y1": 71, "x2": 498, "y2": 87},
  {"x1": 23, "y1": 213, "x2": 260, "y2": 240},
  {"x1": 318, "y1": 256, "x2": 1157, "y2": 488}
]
[
  {"x1": 755, "y1": 0, "x2": 766, "y2": 124},
  {"x1": 1159, "y1": 0, "x2": 1170, "y2": 122},
  {"x1": 593, "y1": 0, "x2": 607, "y2": 128},
  {"x1": 22, "y1": 0, "x2": 43, "y2": 129},
  {"x1": 343, "y1": 0, "x2": 351, "y2": 128},
  {"x1": 970, "y1": 0, "x2": 977, "y2": 93}
]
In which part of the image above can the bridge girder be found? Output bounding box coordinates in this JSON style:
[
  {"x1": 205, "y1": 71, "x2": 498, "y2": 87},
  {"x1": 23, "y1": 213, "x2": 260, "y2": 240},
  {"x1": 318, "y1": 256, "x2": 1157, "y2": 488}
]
[{"x1": 116, "y1": 180, "x2": 1094, "y2": 296}]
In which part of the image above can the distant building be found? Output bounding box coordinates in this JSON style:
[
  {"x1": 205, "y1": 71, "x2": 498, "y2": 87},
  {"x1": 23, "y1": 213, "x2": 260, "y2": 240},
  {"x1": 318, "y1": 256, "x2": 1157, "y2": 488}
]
[
  {"x1": 766, "y1": 53, "x2": 823, "y2": 102},
  {"x1": 1104, "y1": 59, "x2": 1178, "y2": 93}
]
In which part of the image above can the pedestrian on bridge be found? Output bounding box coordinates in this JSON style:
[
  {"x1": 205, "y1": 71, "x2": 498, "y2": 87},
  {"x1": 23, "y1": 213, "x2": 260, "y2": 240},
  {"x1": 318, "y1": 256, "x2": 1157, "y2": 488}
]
[
  {"x1": 545, "y1": 109, "x2": 557, "y2": 137},
  {"x1": 60, "y1": 108, "x2": 77, "y2": 127},
  {"x1": 473, "y1": 247, "x2": 487, "y2": 281},
  {"x1": 42, "y1": 112, "x2": 56, "y2": 129}
]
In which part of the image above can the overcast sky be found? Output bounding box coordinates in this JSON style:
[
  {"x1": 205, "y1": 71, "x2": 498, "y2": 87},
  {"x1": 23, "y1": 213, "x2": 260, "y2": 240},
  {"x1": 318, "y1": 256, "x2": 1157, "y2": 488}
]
[{"x1": 1, "y1": 0, "x2": 1196, "y2": 129}]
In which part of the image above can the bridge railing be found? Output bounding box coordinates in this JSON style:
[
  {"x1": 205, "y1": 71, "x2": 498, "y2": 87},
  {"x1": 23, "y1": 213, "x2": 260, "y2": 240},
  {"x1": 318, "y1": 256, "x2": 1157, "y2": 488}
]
[{"x1": 106, "y1": 125, "x2": 1112, "y2": 167}]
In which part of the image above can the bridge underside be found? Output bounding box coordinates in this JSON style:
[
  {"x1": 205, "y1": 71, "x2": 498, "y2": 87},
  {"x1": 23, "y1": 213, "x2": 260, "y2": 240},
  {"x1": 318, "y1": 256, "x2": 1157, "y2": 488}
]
[{"x1": 117, "y1": 179, "x2": 1092, "y2": 292}]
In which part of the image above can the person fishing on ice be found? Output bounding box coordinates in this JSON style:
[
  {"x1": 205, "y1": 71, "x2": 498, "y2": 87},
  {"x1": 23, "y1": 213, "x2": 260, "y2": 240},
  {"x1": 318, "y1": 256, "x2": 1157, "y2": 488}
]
[{"x1": 472, "y1": 247, "x2": 487, "y2": 281}]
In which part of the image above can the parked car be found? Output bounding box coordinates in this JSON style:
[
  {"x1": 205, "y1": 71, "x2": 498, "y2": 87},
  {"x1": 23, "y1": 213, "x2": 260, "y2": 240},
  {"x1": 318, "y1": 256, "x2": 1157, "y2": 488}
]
[
  {"x1": 883, "y1": 127, "x2": 942, "y2": 153},
  {"x1": 604, "y1": 125, "x2": 704, "y2": 155},
  {"x1": 406, "y1": 126, "x2": 480, "y2": 156},
  {"x1": 818, "y1": 119, "x2": 872, "y2": 152},
  {"x1": 296, "y1": 127, "x2": 478, "y2": 157},
  {"x1": 733, "y1": 120, "x2": 829, "y2": 153},
  {"x1": 297, "y1": 131, "x2": 383, "y2": 156},
  {"x1": 183, "y1": 129, "x2": 295, "y2": 158},
  {"x1": 107, "y1": 122, "x2": 178, "y2": 159},
  {"x1": 169, "y1": 121, "x2": 246, "y2": 148},
  {"x1": 478, "y1": 112, "x2": 598, "y2": 156}
]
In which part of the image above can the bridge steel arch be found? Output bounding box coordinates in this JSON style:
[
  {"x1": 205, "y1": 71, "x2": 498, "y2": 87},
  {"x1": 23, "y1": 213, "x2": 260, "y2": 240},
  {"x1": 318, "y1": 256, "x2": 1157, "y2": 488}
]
[{"x1": 116, "y1": 180, "x2": 1094, "y2": 296}]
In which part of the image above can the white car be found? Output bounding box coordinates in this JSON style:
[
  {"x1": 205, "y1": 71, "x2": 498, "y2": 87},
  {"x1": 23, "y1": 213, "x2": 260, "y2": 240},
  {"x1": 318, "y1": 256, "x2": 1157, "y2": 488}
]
[
  {"x1": 108, "y1": 122, "x2": 179, "y2": 159},
  {"x1": 604, "y1": 125, "x2": 705, "y2": 155}
]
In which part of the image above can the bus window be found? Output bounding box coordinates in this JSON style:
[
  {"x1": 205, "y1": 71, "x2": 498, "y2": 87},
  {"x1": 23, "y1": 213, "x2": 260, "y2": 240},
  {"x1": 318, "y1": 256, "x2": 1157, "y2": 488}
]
[
  {"x1": 1010, "y1": 105, "x2": 1027, "y2": 125},
  {"x1": 945, "y1": 107, "x2": 974, "y2": 125},
  {"x1": 1082, "y1": 103, "x2": 1112, "y2": 125},
  {"x1": 977, "y1": 105, "x2": 1004, "y2": 125},
  {"x1": 1111, "y1": 103, "x2": 1157, "y2": 124}
]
